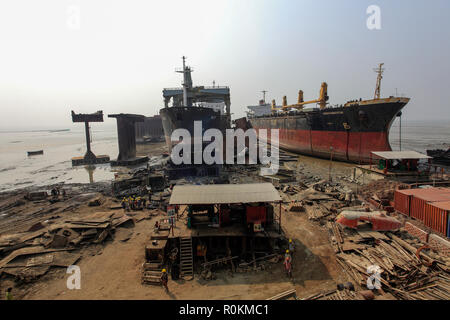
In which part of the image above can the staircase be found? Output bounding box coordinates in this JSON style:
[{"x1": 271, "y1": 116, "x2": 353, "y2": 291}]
[
  {"x1": 141, "y1": 262, "x2": 164, "y2": 285},
  {"x1": 179, "y1": 237, "x2": 194, "y2": 280}
]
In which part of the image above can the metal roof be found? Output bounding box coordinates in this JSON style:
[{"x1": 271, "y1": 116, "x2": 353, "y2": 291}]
[
  {"x1": 169, "y1": 183, "x2": 282, "y2": 205},
  {"x1": 428, "y1": 200, "x2": 450, "y2": 211},
  {"x1": 414, "y1": 191, "x2": 450, "y2": 202},
  {"x1": 397, "y1": 187, "x2": 450, "y2": 197},
  {"x1": 371, "y1": 151, "x2": 431, "y2": 160}
]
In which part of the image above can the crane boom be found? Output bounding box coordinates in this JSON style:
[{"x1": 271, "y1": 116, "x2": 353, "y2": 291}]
[{"x1": 281, "y1": 82, "x2": 328, "y2": 110}]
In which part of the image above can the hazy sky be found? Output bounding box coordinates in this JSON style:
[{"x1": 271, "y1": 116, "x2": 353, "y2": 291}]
[{"x1": 0, "y1": 0, "x2": 449, "y2": 130}]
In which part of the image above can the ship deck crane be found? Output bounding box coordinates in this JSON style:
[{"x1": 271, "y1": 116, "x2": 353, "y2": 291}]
[{"x1": 277, "y1": 82, "x2": 329, "y2": 112}]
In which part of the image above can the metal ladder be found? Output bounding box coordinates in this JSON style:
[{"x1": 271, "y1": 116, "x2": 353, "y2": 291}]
[{"x1": 179, "y1": 237, "x2": 194, "y2": 280}]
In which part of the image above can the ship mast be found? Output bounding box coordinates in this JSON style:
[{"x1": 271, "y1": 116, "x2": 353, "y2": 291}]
[
  {"x1": 373, "y1": 63, "x2": 385, "y2": 100},
  {"x1": 176, "y1": 56, "x2": 193, "y2": 106},
  {"x1": 261, "y1": 90, "x2": 267, "y2": 103}
]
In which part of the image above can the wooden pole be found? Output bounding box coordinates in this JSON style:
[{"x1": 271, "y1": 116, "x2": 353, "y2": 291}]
[
  {"x1": 329, "y1": 147, "x2": 334, "y2": 182},
  {"x1": 279, "y1": 202, "x2": 281, "y2": 234}
]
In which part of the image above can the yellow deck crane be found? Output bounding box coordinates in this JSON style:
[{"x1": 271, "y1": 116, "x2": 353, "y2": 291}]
[{"x1": 277, "y1": 82, "x2": 329, "y2": 111}]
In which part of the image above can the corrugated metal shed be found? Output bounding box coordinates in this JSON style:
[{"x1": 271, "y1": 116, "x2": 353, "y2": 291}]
[
  {"x1": 169, "y1": 183, "x2": 282, "y2": 205},
  {"x1": 371, "y1": 151, "x2": 431, "y2": 160}
]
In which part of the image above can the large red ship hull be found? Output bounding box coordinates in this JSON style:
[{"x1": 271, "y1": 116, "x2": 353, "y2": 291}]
[
  {"x1": 256, "y1": 128, "x2": 389, "y2": 163},
  {"x1": 248, "y1": 98, "x2": 409, "y2": 163}
]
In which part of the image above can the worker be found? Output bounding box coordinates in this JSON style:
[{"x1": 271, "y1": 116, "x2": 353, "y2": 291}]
[
  {"x1": 131, "y1": 197, "x2": 136, "y2": 210},
  {"x1": 161, "y1": 269, "x2": 169, "y2": 292},
  {"x1": 284, "y1": 249, "x2": 291, "y2": 260},
  {"x1": 288, "y1": 239, "x2": 295, "y2": 256},
  {"x1": 5, "y1": 287, "x2": 13, "y2": 300},
  {"x1": 128, "y1": 196, "x2": 133, "y2": 210},
  {"x1": 137, "y1": 196, "x2": 142, "y2": 209},
  {"x1": 284, "y1": 250, "x2": 292, "y2": 278},
  {"x1": 142, "y1": 197, "x2": 147, "y2": 209},
  {"x1": 121, "y1": 197, "x2": 127, "y2": 210}
]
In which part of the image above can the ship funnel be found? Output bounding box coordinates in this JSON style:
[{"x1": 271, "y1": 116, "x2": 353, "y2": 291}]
[
  {"x1": 297, "y1": 90, "x2": 304, "y2": 104},
  {"x1": 282, "y1": 96, "x2": 287, "y2": 107}
]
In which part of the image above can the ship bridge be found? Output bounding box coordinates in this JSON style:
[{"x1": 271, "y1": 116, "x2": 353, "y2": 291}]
[
  {"x1": 162, "y1": 56, "x2": 231, "y2": 117},
  {"x1": 163, "y1": 86, "x2": 230, "y2": 107}
]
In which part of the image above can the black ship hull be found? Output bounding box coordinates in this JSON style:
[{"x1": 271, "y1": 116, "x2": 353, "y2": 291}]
[
  {"x1": 160, "y1": 107, "x2": 230, "y2": 151},
  {"x1": 248, "y1": 98, "x2": 409, "y2": 163}
]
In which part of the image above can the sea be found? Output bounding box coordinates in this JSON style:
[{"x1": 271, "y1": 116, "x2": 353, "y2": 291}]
[
  {"x1": 0, "y1": 120, "x2": 448, "y2": 193},
  {"x1": 0, "y1": 127, "x2": 118, "y2": 193}
]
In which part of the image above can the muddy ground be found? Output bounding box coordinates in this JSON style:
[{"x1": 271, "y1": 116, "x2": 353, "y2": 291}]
[
  {"x1": 1, "y1": 142, "x2": 432, "y2": 300},
  {"x1": 0, "y1": 144, "x2": 352, "y2": 300},
  {"x1": 14, "y1": 209, "x2": 344, "y2": 300}
]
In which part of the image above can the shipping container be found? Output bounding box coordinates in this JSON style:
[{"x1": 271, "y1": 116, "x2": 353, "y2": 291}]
[
  {"x1": 437, "y1": 187, "x2": 450, "y2": 194},
  {"x1": 425, "y1": 201, "x2": 450, "y2": 238},
  {"x1": 393, "y1": 187, "x2": 450, "y2": 216},
  {"x1": 394, "y1": 189, "x2": 420, "y2": 216},
  {"x1": 424, "y1": 201, "x2": 450, "y2": 235},
  {"x1": 410, "y1": 189, "x2": 450, "y2": 222}
]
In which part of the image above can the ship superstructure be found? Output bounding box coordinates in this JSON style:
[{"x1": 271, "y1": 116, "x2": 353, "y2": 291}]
[{"x1": 160, "y1": 57, "x2": 231, "y2": 152}]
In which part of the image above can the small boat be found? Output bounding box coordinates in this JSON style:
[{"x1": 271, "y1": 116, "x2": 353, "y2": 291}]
[
  {"x1": 49, "y1": 129, "x2": 70, "y2": 132},
  {"x1": 27, "y1": 150, "x2": 44, "y2": 156}
]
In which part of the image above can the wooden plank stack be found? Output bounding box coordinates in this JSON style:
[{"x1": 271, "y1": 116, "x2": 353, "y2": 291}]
[{"x1": 333, "y1": 230, "x2": 450, "y2": 300}]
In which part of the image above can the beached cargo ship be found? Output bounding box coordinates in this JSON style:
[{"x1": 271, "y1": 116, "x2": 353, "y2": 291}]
[
  {"x1": 159, "y1": 57, "x2": 231, "y2": 152},
  {"x1": 246, "y1": 64, "x2": 409, "y2": 163}
]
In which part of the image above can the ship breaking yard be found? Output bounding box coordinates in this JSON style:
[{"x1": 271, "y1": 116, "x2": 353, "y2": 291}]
[{"x1": 1, "y1": 60, "x2": 450, "y2": 301}]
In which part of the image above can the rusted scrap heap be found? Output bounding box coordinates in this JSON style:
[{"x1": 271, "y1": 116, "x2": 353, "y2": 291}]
[
  {"x1": 0, "y1": 208, "x2": 137, "y2": 283},
  {"x1": 328, "y1": 227, "x2": 450, "y2": 300}
]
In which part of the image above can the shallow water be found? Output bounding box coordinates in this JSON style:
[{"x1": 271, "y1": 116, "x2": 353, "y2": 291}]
[
  {"x1": 0, "y1": 120, "x2": 448, "y2": 193},
  {"x1": 389, "y1": 120, "x2": 450, "y2": 153},
  {"x1": 0, "y1": 128, "x2": 118, "y2": 192}
]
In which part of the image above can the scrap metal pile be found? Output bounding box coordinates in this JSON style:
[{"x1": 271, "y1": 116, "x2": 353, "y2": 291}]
[
  {"x1": 303, "y1": 210, "x2": 450, "y2": 300},
  {"x1": 0, "y1": 209, "x2": 139, "y2": 283},
  {"x1": 334, "y1": 230, "x2": 450, "y2": 300},
  {"x1": 278, "y1": 177, "x2": 450, "y2": 300},
  {"x1": 0, "y1": 187, "x2": 161, "y2": 284}
]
